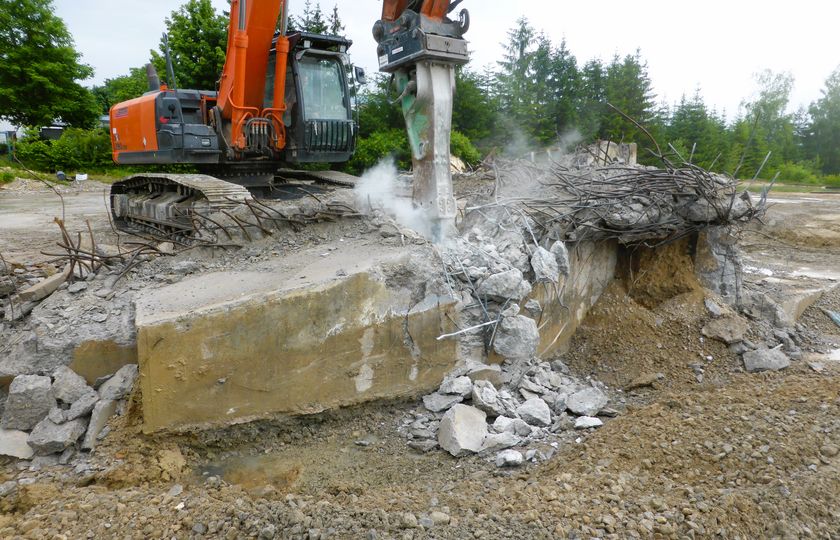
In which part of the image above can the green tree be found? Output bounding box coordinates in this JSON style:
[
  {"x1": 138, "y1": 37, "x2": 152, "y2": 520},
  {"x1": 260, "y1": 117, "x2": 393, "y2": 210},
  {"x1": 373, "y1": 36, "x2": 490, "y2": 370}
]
[
  {"x1": 91, "y1": 67, "x2": 150, "y2": 115},
  {"x1": 453, "y1": 69, "x2": 497, "y2": 144},
  {"x1": 327, "y1": 4, "x2": 345, "y2": 36},
  {"x1": 600, "y1": 51, "x2": 656, "y2": 146},
  {"x1": 292, "y1": 0, "x2": 329, "y2": 34},
  {"x1": 666, "y1": 91, "x2": 728, "y2": 169},
  {"x1": 151, "y1": 0, "x2": 228, "y2": 90},
  {"x1": 0, "y1": 0, "x2": 99, "y2": 127},
  {"x1": 804, "y1": 66, "x2": 840, "y2": 174}
]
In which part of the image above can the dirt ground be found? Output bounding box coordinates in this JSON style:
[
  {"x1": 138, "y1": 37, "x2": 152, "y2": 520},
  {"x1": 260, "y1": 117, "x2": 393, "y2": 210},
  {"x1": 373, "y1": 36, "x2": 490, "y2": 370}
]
[{"x1": 1, "y1": 183, "x2": 839, "y2": 538}]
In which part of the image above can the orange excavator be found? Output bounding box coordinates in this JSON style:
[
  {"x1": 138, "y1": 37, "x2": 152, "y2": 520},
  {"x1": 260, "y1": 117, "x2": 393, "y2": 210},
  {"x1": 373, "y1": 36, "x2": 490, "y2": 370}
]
[{"x1": 108, "y1": 0, "x2": 469, "y2": 240}]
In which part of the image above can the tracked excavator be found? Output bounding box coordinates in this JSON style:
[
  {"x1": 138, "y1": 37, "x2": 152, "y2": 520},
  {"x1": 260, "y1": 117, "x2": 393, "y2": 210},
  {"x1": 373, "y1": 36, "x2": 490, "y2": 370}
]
[{"x1": 108, "y1": 0, "x2": 470, "y2": 241}]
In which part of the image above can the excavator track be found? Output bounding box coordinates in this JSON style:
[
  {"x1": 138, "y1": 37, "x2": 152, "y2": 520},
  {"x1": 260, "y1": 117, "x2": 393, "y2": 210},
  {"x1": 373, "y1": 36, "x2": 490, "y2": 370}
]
[{"x1": 110, "y1": 173, "x2": 253, "y2": 240}]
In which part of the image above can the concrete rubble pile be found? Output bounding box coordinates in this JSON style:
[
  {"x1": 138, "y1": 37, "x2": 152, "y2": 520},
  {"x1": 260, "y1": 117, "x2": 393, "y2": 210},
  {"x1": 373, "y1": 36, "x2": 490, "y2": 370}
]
[{"x1": 0, "y1": 364, "x2": 136, "y2": 460}]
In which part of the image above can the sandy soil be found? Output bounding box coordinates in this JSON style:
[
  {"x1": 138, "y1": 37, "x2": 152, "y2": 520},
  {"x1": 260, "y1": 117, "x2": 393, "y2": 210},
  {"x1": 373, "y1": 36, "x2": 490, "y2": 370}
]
[{"x1": 1, "y1": 186, "x2": 839, "y2": 538}]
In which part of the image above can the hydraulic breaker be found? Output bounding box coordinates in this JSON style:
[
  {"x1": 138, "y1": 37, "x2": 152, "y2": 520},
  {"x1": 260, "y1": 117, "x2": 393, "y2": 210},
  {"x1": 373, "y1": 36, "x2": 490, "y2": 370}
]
[{"x1": 373, "y1": 4, "x2": 470, "y2": 240}]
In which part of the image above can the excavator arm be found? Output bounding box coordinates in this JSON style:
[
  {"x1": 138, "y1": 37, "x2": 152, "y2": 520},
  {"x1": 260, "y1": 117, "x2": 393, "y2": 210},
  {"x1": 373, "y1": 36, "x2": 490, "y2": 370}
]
[{"x1": 375, "y1": 0, "x2": 470, "y2": 239}]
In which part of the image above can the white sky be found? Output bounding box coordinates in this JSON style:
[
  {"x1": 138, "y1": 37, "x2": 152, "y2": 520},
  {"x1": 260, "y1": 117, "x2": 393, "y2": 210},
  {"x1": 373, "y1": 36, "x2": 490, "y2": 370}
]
[{"x1": 42, "y1": 0, "x2": 840, "y2": 121}]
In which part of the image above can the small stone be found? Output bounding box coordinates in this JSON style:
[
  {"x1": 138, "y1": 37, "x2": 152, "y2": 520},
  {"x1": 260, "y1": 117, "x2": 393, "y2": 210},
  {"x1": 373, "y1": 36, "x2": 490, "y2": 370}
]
[
  {"x1": 97, "y1": 364, "x2": 138, "y2": 400},
  {"x1": 437, "y1": 404, "x2": 488, "y2": 457},
  {"x1": 0, "y1": 429, "x2": 35, "y2": 459},
  {"x1": 819, "y1": 444, "x2": 839, "y2": 458},
  {"x1": 429, "y1": 511, "x2": 450, "y2": 525},
  {"x1": 566, "y1": 387, "x2": 609, "y2": 416},
  {"x1": 516, "y1": 398, "x2": 552, "y2": 427},
  {"x1": 407, "y1": 440, "x2": 438, "y2": 453},
  {"x1": 743, "y1": 348, "x2": 790, "y2": 373},
  {"x1": 524, "y1": 299, "x2": 542, "y2": 314},
  {"x1": 400, "y1": 513, "x2": 418, "y2": 529},
  {"x1": 574, "y1": 416, "x2": 603, "y2": 429},
  {"x1": 439, "y1": 376, "x2": 473, "y2": 397},
  {"x1": 1, "y1": 375, "x2": 56, "y2": 431},
  {"x1": 531, "y1": 246, "x2": 560, "y2": 283},
  {"x1": 47, "y1": 407, "x2": 66, "y2": 424},
  {"x1": 192, "y1": 523, "x2": 207, "y2": 535},
  {"x1": 27, "y1": 418, "x2": 87, "y2": 455},
  {"x1": 493, "y1": 315, "x2": 539, "y2": 360},
  {"x1": 52, "y1": 366, "x2": 93, "y2": 404},
  {"x1": 704, "y1": 298, "x2": 724, "y2": 318},
  {"x1": 422, "y1": 393, "x2": 462, "y2": 413},
  {"x1": 58, "y1": 447, "x2": 75, "y2": 465},
  {"x1": 167, "y1": 484, "x2": 184, "y2": 497},
  {"x1": 479, "y1": 431, "x2": 521, "y2": 453},
  {"x1": 471, "y1": 380, "x2": 505, "y2": 416},
  {"x1": 495, "y1": 449, "x2": 524, "y2": 467}
]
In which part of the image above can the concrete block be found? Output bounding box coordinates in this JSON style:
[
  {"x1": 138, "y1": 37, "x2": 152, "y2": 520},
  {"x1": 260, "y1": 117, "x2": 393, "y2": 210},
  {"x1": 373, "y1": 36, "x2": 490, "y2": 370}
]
[
  {"x1": 82, "y1": 399, "x2": 117, "y2": 450},
  {"x1": 17, "y1": 266, "x2": 70, "y2": 303},
  {"x1": 97, "y1": 364, "x2": 138, "y2": 400},
  {"x1": 567, "y1": 387, "x2": 608, "y2": 417},
  {"x1": 0, "y1": 429, "x2": 35, "y2": 459},
  {"x1": 52, "y1": 366, "x2": 93, "y2": 404},
  {"x1": 28, "y1": 418, "x2": 87, "y2": 455},
  {"x1": 1, "y1": 375, "x2": 55, "y2": 431},
  {"x1": 438, "y1": 404, "x2": 487, "y2": 457}
]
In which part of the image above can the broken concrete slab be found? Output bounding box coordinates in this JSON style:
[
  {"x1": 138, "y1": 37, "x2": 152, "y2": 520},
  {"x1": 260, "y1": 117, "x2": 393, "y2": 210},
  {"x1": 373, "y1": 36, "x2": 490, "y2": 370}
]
[
  {"x1": 516, "y1": 397, "x2": 552, "y2": 427},
  {"x1": 17, "y1": 266, "x2": 70, "y2": 303},
  {"x1": 97, "y1": 364, "x2": 138, "y2": 400},
  {"x1": 476, "y1": 269, "x2": 531, "y2": 302},
  {"x1": 52, "y1": 366, "x2": 93, "y2": 404},
  {"x1": 743, "y1": 348, "x2": 791, "y2": 373},
  {"x1": 574, "y1": 416, "x2": 604, "y2": 429},
  {"x1": 0, "y1": 429, "x2": 35, "y2": 459},
  {"x1": 495, "y1": 449, "x2": 524, "y2": 467},
  {"x1": 465, "y1": 363, "x2": 503, "y2": 388},
  {"x1": 567, "y1": 387, "x2": 608, "y2": 417},
  {"x1": 492, "y1": 315, "x2": 539, "y2": 360},
  {"x1": 1, "y1": 375, "x2": 56, "y2": 431},
  {"x1": 28, "y1": 417, "x2": 87, "y2": 455},
  {"x1": 701, "y1": 315, "x2": 749, "y2": 345},
  {"x1": 438, "y1": 404, "x2": 487, "y2": 457},
  {"x1": 82, "y1": 399, "x2": 117, "y2": 450},
  {"x1": 491, "y1": 416, "x2": 532, "y2": 437}
]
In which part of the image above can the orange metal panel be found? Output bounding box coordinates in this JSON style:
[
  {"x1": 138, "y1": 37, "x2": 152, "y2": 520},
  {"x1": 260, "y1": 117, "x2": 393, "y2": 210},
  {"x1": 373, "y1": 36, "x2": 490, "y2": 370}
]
[
  {"x1": 382, "y1": 0, "x2": 409, "y2": 21},
  {"x1": 420, "y1": 0, "x2": 449, "y2": 21},
  {"x1": 110, "y1": 93, "x2": 159, "y2": 163}
]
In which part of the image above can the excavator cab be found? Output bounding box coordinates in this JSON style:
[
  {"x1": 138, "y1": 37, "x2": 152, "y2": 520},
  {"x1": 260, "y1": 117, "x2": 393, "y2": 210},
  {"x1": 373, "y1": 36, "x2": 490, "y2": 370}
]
[{"x1": 277, "y1": 32, "x2": 358, "y2": 164}]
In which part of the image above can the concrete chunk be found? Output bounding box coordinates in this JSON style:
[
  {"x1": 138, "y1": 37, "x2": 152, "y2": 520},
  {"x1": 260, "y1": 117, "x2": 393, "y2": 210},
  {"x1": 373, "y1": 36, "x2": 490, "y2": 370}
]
[
  {"x1": 1, "y1": 375, "x2": 56, "y2": 431},
  {"x1": 495, "y1": 449, "x2": 524, "y2": 467},
  {"x1": 97, "y1": 364, "x2": 138, "y2": 400},
  {"x1": 574, "y1": 416, "x2": 604, "y2": 429},
  {"x1": 0, "y1": 429, "x2": 35, "y2": 459},
  {"x1": 743, "y1": 348, "x2": 790, "y2": 373},
  {"x1": 82, "y1": 399, "x2": 118, "y2": 450},
  {"x1": 567, "y1": 387, "x2": 608, "y2": 417},
  {"x1": 66, "y1": 391, "x2": 99, "y2": 421},
  {"x1": 492, "y1": 315, "x2": 539, "y2": 360},
  {"x1": 516, "y1": 397, "x2": 552, "y2": 427},
  {"x1": 17, "y1": 267, "x2": 70, "y2": 303},
  {"x1": 550, "y1": 241, "x2": 570, "y2": 276},
  {"x1": 52, "y1": 366, "x2": 93, "y2": 404},
  {"x1": 465, "y1": 363, "x2": 503, "y2": 388},
  {"x1": 701, "y1": 315, "x2": 748, "y2": 345},
  {"x1": 422, "y1": 392, "x2": 462, "y2": 413},
  {"x1": 437, "y1": 404, "x2": 487, "y2": 457},
  {"x1": 531, "y1": 246, "x2": 560, "y2": 283},
  {"x1": 471, "y1": 380, "x2": 505, "y2": 417},
  {"x1": 476, "y1": 269, "x2": 532, "y2": 301},
  {"x1": 28, "y1": 418, "x2": 87, "y2": 455},
  {"x1": 479, "y1": 431, "x2": 521, "y2": 453},
  {"x1": 492, "y1": 415, "x2": 533, "y2": 437},
  {"x1": 438, "y1": 376, "x2": 473, "y2": 397}
]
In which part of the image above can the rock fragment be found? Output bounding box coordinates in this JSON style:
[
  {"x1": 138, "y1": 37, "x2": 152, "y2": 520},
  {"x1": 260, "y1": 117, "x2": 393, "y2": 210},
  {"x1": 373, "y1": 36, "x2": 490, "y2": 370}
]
[
  {"x1": 437, "y1": 404, "x2": 487, "y2": 457},
  {"x1": 471, "y1": 380, "x2": 505, "y2": 417},
  {"x1": 97, "y1": 364, "x2": 138, "y2": 400},
  {"x1": 66, "y1": 391, "x2": 99, "y2": 421},
  {"x1": 574, "y1": 416, "x2": 604, "y2": 429},
  {"x1": 550, "y1": 241, "x2": 570, "y2": 276},
  {"x1": 530, "y1": 247, "x2": 559, "y2": 283},
  {"x1": 516, "y1": 397, "x2": 552, "y2": 427},
  {"x1": 28, "y1": 418, "x2": 87, "y2": 455},
  {"x1": 52, "y1": 366, "x2": 93, "y2": 404},
  {"x1": 495, "y1": 449, "x2": 524, "y2": 467},
  {"x1": 476, "y1": 269, "x2": 531, "y2": 302},
  {"x1": 492, "y1": 315, "x2": 539, "y2": 360},
  {"x1": 422, "y1": 393, "x2": 462, "y2": 413},
  {"x1": 701, "y1": 315, "x2": 748, "y2": 345},
  {"x1": 465, "y1": 363, "x2": 503, "y2": 388},
  {"x1": 438, "y1": 376, "x2": 473, "y2": 397},
  {"x1": 492, "y1": 415, "x2": 533, "y2": 437},
  {"x1": 479, "y1": 431, "x2": 520, "y2": 453},
  {"x1": 0, "y1": 429, "x2": 35, "y2": 459},
  {"x1": 1, "y1": 375, "x2": 56, "y2": 431},
  {"x1": 82, "y1": 399, "x2": 118, "y2": 450},
  {"x1": 566, "y1": 387, "x2": 608, "y2": 416},
  {"x1": 743, "y1": 348, "x2": 790, "y2": 373}
]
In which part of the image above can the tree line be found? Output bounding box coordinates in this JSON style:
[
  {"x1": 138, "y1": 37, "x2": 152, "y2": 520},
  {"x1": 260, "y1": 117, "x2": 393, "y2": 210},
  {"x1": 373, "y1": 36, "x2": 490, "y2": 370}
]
[{"x1": 3, "y1": 1, "x2": 840, "y2": 184}]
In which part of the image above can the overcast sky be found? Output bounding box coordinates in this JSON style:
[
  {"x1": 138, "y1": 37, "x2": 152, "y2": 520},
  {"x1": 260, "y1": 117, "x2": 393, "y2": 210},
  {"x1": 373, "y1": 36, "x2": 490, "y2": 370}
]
[{"x1": 47, "y1": 0, "x2": 840, "y2": 119}]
